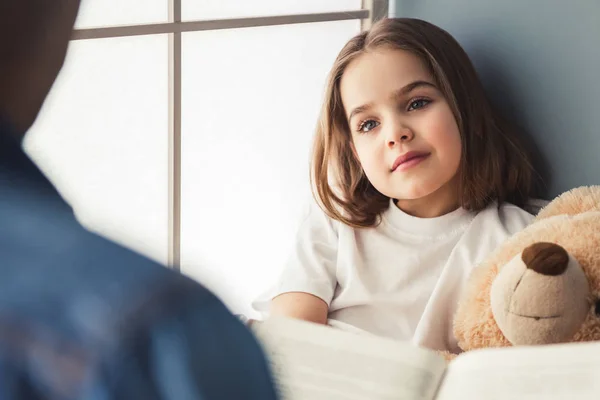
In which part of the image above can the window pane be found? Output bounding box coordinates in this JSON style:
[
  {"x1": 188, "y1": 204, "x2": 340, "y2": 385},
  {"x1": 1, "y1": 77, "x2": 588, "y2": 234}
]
[
  {"x1": 183, "y1": 0, "x2": 361, "y2": 20},
  {"x1": 25, "y1": 35, "x2": 169, "y2": 265},
  {"x1": 181, "y1": 20, "x2": 360, "y2": 316},
  {"x1": 75, "y1": 0, "x2": 168, "y2": 29}
]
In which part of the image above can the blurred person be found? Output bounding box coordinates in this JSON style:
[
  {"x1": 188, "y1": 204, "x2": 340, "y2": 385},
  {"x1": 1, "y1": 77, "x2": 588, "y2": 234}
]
[{"x1": 0, "y1": 1, "x2": 278, "y2": 399}]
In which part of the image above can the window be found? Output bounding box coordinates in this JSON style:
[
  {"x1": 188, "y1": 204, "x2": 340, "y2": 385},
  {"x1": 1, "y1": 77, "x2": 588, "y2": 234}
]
[
  {"x1": 25, "y1": 35, "x2": 170, "y2": 263},
  {"x1": 75, "y1": 0, "x2": 167, "y2": 28},
  {"x1": 25, "y1": 1, "x2": 388, "y2": 317},
  {"x1": 182, "y1": 0, "x2": 362, "y2": 20}
]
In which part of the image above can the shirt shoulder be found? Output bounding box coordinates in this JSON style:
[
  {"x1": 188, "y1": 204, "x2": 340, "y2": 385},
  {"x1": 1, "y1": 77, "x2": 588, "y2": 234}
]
[
  {"x1": 460, "y1": 202, "x2": 535, "y2": 266},
  {"x1": 472, "y1": 201, "x2": 534, "y2": 231},
  {"x1": 496, "y1": 202, "x2": 536, "y2": 234}
]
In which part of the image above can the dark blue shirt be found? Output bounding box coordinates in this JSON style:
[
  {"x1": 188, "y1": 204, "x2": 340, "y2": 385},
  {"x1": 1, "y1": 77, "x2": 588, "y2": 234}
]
[{"x1": 0, "y1": 116, "x2": 278, "y2": 400}]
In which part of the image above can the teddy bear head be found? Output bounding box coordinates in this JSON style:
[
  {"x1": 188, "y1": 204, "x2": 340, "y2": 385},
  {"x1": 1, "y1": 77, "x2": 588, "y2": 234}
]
[{"x1": 454, "y1": 186, "x2": 600, "y2": 351}]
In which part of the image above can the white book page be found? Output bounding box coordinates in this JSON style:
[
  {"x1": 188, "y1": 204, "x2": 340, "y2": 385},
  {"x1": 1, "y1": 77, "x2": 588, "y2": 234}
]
[
  {"x1": 251, "y1": 317, "x2": 447, "y2": 400},
  {"x1": 435, "y1": 341, "x2": 600, "y2": 400}
]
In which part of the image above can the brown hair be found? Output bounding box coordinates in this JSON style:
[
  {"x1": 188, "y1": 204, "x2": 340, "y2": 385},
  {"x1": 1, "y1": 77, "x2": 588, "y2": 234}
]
[{"x1": 311, "y1": 17, "x2": 535, "y2": 228}]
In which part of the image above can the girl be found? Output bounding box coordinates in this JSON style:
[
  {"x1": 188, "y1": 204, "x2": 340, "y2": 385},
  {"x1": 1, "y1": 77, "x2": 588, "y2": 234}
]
[{"x1": 253, "y1": 18, "x2": 537, "y2": 353}]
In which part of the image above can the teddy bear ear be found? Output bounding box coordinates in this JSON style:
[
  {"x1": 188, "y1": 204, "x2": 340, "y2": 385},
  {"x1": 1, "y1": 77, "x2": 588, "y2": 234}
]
[{"x1": 535, "y1": 186, "x2": 600, "y2": 220}]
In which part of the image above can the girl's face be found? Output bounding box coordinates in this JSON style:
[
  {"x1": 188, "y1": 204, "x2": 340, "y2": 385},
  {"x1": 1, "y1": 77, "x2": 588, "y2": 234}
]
[{"x1": 340, "y1": 48, "x2": 462, "y2": 217}]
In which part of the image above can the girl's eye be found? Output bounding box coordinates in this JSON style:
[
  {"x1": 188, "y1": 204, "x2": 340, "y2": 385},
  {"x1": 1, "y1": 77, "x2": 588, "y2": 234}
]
[
  {"x1": 358, "y1": 120, "x2": 380, "y2": 133},
  {"x1": 407, "y1": 98, "x2": 431, "y2": 111}
]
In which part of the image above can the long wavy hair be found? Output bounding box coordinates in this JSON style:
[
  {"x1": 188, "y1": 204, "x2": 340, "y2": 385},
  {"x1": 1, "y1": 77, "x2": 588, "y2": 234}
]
[{"x1": 311, "y1": 18, "x2": 535, "y2": 228}]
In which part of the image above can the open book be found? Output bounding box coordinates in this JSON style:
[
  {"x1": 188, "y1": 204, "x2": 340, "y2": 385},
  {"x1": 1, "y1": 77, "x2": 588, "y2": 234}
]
[{"x1": 249, "y1": 316, "x2": 600, "y2": 400}]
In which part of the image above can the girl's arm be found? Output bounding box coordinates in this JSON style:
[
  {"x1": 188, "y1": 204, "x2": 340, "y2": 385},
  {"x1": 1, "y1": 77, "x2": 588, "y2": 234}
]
[
  {"x1": 270, "y1": 292, "x2": 328, "y2": 325},
  {"x1": 252, "y1": 197, "x2": 338, "y2": 324}
]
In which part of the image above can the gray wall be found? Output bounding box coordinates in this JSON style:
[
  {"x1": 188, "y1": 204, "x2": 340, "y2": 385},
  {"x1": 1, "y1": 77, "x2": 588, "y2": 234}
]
[{"x1": 392, "y1": 1, "x2": 600, "y2": 199}]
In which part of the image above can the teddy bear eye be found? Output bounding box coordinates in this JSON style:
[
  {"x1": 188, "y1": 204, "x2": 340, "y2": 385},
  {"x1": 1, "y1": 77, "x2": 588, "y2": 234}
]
[{"x1": 595, "y1": 300, "x2": 600, "y2": 317}]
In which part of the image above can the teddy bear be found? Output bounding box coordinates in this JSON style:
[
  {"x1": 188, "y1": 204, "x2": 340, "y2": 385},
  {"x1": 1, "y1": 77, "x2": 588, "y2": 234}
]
[{"x1": 451, "y1": 185, "x2": 600, "y2": 356}]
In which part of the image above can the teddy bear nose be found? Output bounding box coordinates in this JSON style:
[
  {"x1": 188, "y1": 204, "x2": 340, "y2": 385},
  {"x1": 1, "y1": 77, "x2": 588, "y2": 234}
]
[{"x1": 521, "y1": 242, "x2": 569, "y2": 276}]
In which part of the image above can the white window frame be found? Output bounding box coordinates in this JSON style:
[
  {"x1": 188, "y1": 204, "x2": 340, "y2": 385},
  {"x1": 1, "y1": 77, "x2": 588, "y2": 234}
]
[{"x1": 70, "y1": 0, "x2": 389, "y2": 270}]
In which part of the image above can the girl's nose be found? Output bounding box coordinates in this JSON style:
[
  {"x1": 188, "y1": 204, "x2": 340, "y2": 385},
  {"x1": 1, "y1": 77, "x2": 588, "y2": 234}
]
[{"x1": 387, "y1": 127, "x2": 414, "y2": 148}]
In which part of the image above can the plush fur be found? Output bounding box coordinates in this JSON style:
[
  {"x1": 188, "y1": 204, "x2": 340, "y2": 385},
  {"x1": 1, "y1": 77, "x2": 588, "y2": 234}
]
[{"x1": 453, "y1": 186, "x2": 600, "y2": 353}]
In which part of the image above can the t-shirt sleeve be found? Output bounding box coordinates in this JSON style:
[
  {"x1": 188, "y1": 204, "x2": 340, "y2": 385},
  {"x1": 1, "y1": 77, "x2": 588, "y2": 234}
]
[{"x1": 252, "y1": 199, "x2": 339, "y2": 315}]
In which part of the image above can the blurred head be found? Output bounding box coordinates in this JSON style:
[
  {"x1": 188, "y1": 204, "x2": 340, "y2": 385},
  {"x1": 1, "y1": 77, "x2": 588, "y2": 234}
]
[
  {"x1": 0, "y1": 0, "x2": 81, "y2": 134},
  {"x1": 311, "y1": 18, "x2": 534, "y2": 227}
]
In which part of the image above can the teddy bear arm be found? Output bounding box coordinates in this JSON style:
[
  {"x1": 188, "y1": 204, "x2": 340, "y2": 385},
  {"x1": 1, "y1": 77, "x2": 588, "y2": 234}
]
[{"x1": 536, "y1": 186, "x2": 600, "y2": 220}]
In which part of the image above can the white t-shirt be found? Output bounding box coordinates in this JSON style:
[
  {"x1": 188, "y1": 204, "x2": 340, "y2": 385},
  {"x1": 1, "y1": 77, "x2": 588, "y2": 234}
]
[{"x1": 253, "y1": 198, "x2": 534, "y2": 353}]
